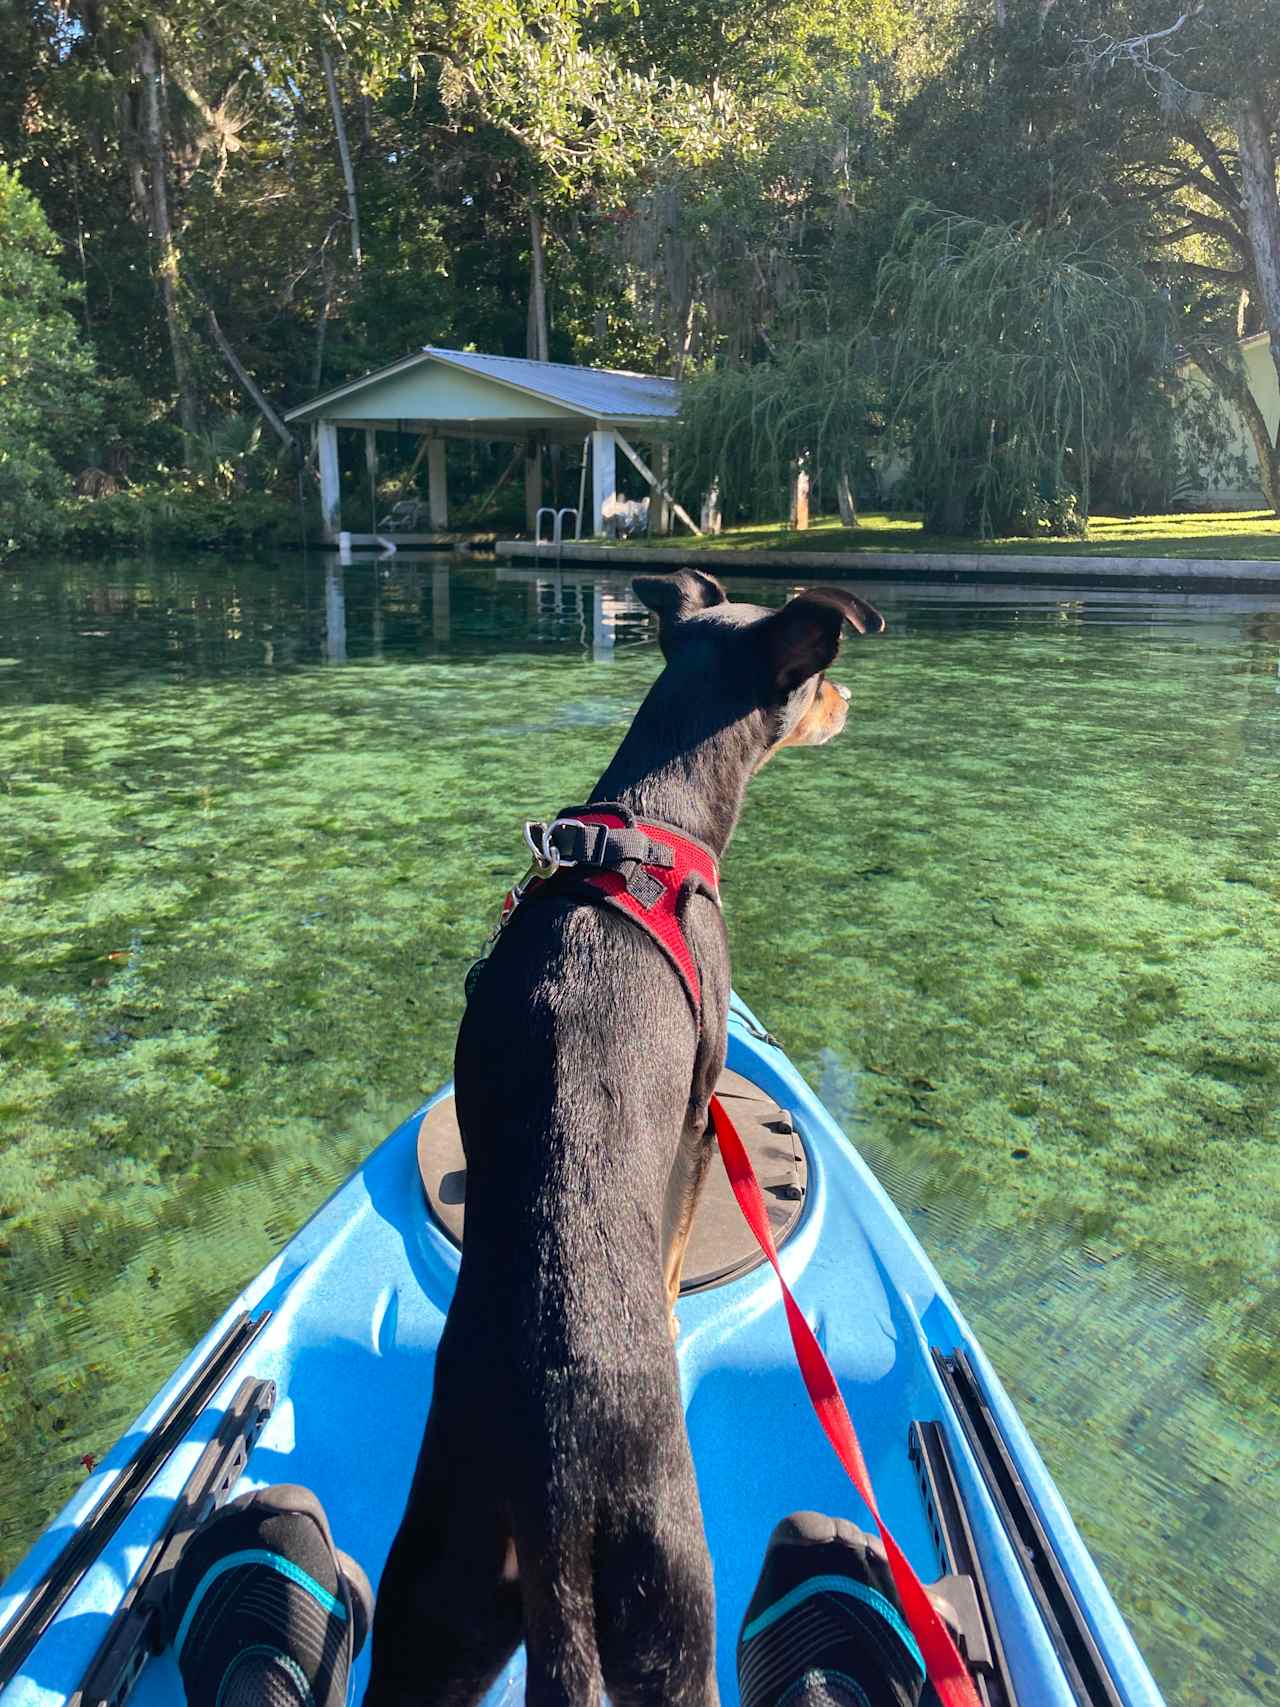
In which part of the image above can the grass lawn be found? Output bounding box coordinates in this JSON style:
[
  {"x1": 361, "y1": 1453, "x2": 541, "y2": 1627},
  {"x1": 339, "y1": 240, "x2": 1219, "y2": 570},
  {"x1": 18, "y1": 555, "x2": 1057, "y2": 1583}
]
[{"x1": 633, "y1": 510, "x2": 1280, "y2": 560}]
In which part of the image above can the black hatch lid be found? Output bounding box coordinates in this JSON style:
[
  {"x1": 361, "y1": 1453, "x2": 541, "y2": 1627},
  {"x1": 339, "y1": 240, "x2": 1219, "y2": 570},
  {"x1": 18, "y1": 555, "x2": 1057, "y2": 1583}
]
[{"x1": 417, "y1": 1067, "x2": 808, "y2": 1292}]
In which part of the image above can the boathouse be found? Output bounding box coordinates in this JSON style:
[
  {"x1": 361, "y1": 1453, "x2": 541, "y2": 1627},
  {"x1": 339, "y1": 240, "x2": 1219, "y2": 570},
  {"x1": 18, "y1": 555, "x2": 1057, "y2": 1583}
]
[{"x1": 283, "y1": 346, "x2": 692, "y2": 544}]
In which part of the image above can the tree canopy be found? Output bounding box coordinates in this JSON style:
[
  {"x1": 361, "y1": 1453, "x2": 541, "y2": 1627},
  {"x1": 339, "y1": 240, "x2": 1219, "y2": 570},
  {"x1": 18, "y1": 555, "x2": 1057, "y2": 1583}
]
[
  {"x1": 0, "y1": 164, "x2": 106, "y2": 551},
  {"x1": 875, "y1": 206, "x2": 1176, "y2": 534},
  {"x1": 1, "y1": 0, "x2": 1276, "y2": 544}
]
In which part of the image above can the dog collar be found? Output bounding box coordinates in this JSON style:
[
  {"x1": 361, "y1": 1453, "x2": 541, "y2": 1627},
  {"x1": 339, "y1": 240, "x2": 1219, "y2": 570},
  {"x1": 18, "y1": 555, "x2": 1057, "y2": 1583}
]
[{"x1": 495, "y1": 804, "x2": 720, "y2": 1020}]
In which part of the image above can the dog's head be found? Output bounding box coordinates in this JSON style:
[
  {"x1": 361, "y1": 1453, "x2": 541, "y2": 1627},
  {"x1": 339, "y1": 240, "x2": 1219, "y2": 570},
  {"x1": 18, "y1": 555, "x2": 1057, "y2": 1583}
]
[{"x1": 633, "y1": 570, "x2": 885, "y2": 759}]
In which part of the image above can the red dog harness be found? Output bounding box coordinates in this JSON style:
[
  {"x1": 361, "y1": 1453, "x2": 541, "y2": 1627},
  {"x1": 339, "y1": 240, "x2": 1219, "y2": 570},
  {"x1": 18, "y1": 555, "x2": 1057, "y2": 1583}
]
[{"x1": 498, "y1": 805, "x2": 719, "y2": 1021}]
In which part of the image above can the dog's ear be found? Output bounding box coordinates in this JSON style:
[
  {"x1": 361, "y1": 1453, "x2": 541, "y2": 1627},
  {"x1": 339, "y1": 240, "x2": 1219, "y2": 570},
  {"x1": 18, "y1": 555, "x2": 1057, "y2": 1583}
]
[
  {"x1": 759, "y1": 587, "x2": 886, "y2": 695},
  {"x1": 633, "y1": 570, "x2": 728, "y2": 631}
]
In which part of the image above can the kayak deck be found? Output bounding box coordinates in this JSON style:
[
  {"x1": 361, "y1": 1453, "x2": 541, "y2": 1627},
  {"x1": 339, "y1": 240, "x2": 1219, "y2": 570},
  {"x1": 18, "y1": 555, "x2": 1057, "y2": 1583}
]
[{"x1": 0, "y1": 997, "x2": 1165, "y2": 1706}]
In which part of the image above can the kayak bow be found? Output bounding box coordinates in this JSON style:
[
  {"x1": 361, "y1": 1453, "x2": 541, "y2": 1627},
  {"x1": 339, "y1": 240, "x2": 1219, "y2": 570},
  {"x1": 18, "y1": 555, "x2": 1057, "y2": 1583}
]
[{"x1": 0, "y1": 995, "x2": 1165, "y2": 1707}]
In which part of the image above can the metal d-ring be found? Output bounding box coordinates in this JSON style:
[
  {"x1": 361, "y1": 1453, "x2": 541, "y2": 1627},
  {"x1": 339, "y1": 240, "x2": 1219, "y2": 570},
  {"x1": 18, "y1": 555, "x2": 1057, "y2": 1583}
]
[{"x1": 523, "y1": 817, "x2": 588, "y2": 877}]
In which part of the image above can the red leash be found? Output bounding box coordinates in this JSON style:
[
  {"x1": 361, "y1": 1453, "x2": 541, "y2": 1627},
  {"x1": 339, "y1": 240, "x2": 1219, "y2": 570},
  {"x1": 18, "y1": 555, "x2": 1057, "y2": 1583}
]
[{"x1": 709, "y1": 1093, "x2": 981, "y2": 1707}]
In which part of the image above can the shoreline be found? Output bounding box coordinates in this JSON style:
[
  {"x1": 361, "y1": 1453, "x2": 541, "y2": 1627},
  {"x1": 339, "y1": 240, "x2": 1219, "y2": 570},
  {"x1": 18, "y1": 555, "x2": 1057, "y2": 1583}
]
[{"x1": 495, "y1": 537, "x2": 1280, "y2": 589}]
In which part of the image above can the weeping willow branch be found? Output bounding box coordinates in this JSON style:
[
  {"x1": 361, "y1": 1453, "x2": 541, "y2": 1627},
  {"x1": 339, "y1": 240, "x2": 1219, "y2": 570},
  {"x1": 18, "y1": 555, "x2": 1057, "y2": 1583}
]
[
  {"x1": 675, "y1": 208, "x2": 1180, "y2": 538},
  {"x1": 674, "y1": 339, "x2": 875, "y2": 522},
  {"x1": 874, "y1": 206, "x2": 1175, "y2": 536}
]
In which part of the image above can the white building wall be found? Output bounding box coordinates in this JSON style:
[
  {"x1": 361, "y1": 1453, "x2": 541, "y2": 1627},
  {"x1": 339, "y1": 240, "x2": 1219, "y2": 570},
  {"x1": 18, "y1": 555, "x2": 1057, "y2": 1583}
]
[{"x1": 1181, "y1": 334, "x2": 1278, "y2": 509}]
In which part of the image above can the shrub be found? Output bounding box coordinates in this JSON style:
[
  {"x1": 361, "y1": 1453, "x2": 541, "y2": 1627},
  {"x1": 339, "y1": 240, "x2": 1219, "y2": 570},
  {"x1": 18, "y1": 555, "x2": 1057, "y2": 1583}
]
[{"x1": 54, "y1": 486, "x2": 299, "y2": 557}]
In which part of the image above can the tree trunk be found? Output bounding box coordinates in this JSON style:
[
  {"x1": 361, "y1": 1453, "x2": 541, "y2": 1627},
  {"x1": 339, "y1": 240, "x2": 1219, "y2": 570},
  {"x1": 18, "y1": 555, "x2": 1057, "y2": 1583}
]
[
  {"x1": 1235, "y1": 91, "x2": 1280, "y2": 512},
  {"x1": 127, "y1": 154, "x2": 148, "y2": 226},
  {"x1": 320, "y1": 46, "x2": 362, "y2": 271},
  {"x1": 139, "y1": 28, "x2": 198, "y2": 442},
  {"x1": 526, "y1": 206, "x2": 552, "y2": 498},
  {"x1": 527, "y1": 205, "x2": 548, "y2": 362},
  {"x1": 312, "y1": 249, "x2": 336, "y2": 393},
  {"x1": 672, "y1": 294, "x2": 697, "y2": 380},
  {"x1": 836, "y1": 469, "x2": 859, "y2": 526},
  {"x1": 927, "y1": 487, "x2": 968, "y2": 535},
  {"x1": 207, "y1": 310, "x2": 298, "y2": 456}
]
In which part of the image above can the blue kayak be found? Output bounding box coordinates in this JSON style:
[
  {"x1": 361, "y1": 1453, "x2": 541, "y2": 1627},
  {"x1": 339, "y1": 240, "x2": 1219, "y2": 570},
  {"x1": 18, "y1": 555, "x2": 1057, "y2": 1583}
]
[{"x1": 0, "y1": 996, "x2": 1166, "y2": 1707}]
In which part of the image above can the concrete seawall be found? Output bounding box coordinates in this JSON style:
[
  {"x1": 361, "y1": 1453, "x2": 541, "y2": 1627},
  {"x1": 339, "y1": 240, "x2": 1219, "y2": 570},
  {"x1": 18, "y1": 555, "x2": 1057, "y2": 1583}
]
[{"x1": 495, "y1": 539, "x2": 1280, "y2": 589}]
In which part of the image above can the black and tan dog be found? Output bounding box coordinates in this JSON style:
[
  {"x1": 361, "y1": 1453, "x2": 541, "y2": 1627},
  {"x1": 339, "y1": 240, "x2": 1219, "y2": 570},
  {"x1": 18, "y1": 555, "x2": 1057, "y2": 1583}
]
[{"x1": 366, "y1": 571, "x2": 885, "y2": 1707}]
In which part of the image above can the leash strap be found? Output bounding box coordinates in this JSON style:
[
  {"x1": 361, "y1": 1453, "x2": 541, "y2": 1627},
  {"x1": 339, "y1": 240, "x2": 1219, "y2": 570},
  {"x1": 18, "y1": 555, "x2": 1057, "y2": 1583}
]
[{"x1": 709, "y1": 1093, "x2": 982, "y2": 1707}]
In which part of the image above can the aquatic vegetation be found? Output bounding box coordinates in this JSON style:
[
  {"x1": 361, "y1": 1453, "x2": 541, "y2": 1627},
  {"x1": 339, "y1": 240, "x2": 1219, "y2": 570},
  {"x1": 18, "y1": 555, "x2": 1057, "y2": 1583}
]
[{"x1": 1, "y1": 559, "x2": 1277, "y2": 1707}]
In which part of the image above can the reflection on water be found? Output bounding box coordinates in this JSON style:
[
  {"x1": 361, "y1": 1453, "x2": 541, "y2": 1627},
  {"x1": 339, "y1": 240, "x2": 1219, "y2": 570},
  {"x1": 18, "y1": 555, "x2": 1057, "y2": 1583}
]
[
  {"x1": 314, "y1": 560, "x2": 639, "y2": 666},
  {"x1": 324, "y1": 565, "x2": 347, "y2": 664},
  {"x1": 1, "y1": 555, "x2": 1278, "y2": 1707}
]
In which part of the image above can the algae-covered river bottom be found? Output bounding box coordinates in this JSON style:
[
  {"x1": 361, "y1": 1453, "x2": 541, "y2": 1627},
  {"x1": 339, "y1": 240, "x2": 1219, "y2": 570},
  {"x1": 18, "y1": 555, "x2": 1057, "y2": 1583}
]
[{"x1": 2, "y1": 555, "x2": 1278, "y2": 1704}]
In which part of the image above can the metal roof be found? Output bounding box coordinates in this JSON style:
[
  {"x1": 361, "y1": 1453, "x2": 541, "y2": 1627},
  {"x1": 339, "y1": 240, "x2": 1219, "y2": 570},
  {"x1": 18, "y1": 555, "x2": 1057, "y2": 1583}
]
[
  {"x1": 425, "y1": 347, "x2": 679, "y2": 418},
  {"x1": 284, "y1": 346, "x2": 679, "y2": 425}
]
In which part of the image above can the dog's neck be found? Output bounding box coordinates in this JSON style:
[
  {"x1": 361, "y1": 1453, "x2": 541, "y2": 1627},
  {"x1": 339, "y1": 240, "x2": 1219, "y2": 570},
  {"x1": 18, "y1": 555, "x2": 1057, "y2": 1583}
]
[{"x1": 591, "y1": 673, "x2": 765, "y2": 857}]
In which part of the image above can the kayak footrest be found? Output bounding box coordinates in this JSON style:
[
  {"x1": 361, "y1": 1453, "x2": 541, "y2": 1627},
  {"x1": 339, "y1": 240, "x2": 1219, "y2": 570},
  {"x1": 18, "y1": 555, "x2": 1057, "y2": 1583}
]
[
  {"x1": 929, "y1": 1347, "x2": 1124, "y2": 1707},
  {"x1": 71, "y1": 1375, "x2": 277, "y2": 1707},
  {"x1": 0, "y1": 1309, "x2": 270, "y2": 1692}
]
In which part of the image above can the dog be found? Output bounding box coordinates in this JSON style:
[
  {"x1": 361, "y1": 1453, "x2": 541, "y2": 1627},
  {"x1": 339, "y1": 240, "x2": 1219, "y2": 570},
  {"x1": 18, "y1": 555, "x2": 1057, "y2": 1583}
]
[{"x1": 366, "y1": 570, "x2": 885, "y2": 1707}]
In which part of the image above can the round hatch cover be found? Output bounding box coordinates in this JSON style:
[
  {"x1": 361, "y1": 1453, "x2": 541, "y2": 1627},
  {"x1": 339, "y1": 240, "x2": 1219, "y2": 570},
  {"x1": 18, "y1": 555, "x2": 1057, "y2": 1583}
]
[{"x1": 417, "y1": 1066, "x2": 809, "y2": 1293}]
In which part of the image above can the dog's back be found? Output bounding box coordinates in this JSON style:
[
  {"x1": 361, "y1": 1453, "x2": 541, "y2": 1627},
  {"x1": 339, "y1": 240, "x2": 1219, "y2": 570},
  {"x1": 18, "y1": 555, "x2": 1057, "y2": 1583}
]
[
  {"x1": 370, "y1": 894, "x2": 721, "y2": 1707},
  {"x1": 365, "y1": 573, "x2": 884, "y2": 1707},
  {"x1": 461, "y1": 894, "x2": 721, "y2": 1705}
]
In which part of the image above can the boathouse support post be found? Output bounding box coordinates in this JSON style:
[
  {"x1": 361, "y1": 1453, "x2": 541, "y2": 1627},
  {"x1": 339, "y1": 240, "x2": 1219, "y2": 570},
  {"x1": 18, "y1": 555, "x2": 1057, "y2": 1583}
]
[
  {"x1": 651, "y1": 443, "x2": 673, "y2": 535},
  {"x1": 427, "y1": 439, "x2": 449, "y2": 529},
  {"x1": 317, "y1": 419, "x2": 342, "y2": 540},
  {"x1": 591, "y1": 427, "x2": 617, "y2": 537},
  {"x1": 525, "y1": 436, "x2": 543, "y2": 532},
  {"x1": 612, "y1": 431, "x2": 700, "y2": 535},
  {"x1": 365, "y1": 429, "x2": 378, "y2": 532}
]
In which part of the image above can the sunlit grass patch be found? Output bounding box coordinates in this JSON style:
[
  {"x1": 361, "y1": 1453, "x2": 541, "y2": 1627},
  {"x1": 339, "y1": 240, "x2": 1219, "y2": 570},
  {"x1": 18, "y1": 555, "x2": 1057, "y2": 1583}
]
[{"x1": 632, "y1": 509, "x2": 1280, "y2": 559}]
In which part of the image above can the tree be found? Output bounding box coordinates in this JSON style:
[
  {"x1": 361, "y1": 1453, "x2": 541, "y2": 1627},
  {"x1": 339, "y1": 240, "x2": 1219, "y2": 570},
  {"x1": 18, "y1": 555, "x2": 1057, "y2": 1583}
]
[
  {"x1": 0, "y1": 166, "x2": 102, "y2": 553},
  {"x1": 585, "y1": 0, "x2": 904, "y2": 372},
  {"x1": 675, "y1": 338, "x2": 876, "y2": 521},
  {"x1": 1076, "y1": 0, "x2": 1280, "y2": 510},
  {"x1": 888, "y1": 0, "x2": 1280, "y2": 513},
  {"x1": 875, "y1": 205, "x2": 1177, "y2": 534},
  {"x1": 7, "y1": 0, "x2": 1268, "y2": 544}
]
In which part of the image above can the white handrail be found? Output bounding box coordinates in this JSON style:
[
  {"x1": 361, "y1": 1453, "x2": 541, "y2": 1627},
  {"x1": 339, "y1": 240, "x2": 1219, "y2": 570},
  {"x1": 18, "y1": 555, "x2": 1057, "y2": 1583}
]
[{"x1": 535, "y1": 506, "x2": 581, "y2": 562}]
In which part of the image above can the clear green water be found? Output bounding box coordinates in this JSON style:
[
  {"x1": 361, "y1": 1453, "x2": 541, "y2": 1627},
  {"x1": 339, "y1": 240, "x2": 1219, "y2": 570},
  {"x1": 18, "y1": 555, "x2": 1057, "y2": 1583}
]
[{"x1": 2, "y1": 556, "x2": 1278, "y2": 1705}]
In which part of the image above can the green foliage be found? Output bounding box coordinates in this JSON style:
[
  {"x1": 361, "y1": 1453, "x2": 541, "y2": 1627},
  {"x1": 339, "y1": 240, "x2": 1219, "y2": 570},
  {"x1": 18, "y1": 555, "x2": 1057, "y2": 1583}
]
[
  {"x1": 179, "y1": 414, "x2": 303, "y2": 500},
  {"x1": 2, "y1": 0, "x2": 1276, "y2": 546},
  {"x1": 673, "y1": 206, "x2": 1208, "y2": 537},
  {"x1": 875, "y1": 205, "x2": 1178, "y2": 535},
  {"x1": 675, "y1": 340, "x2": 876, "y2": 521},
  {"x1": 0, "y1": 166, "x2": 103, "y2": 557},
  {"x1": 56, "y1": 488, "x2": 298, "y2": 557}
]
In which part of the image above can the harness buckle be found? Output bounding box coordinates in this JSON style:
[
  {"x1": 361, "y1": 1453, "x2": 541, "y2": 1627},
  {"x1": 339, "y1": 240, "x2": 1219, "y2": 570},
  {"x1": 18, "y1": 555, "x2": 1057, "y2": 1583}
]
[{"x1": 523, "y1": 817, "x2": 588, "y2": 878}]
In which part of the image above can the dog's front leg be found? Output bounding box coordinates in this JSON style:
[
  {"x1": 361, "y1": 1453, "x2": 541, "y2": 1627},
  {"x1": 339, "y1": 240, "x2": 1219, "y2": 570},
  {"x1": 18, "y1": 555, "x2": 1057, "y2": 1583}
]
[{"x1": 661, "y1": 1107, "x2": 716, "y2": 1337}]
